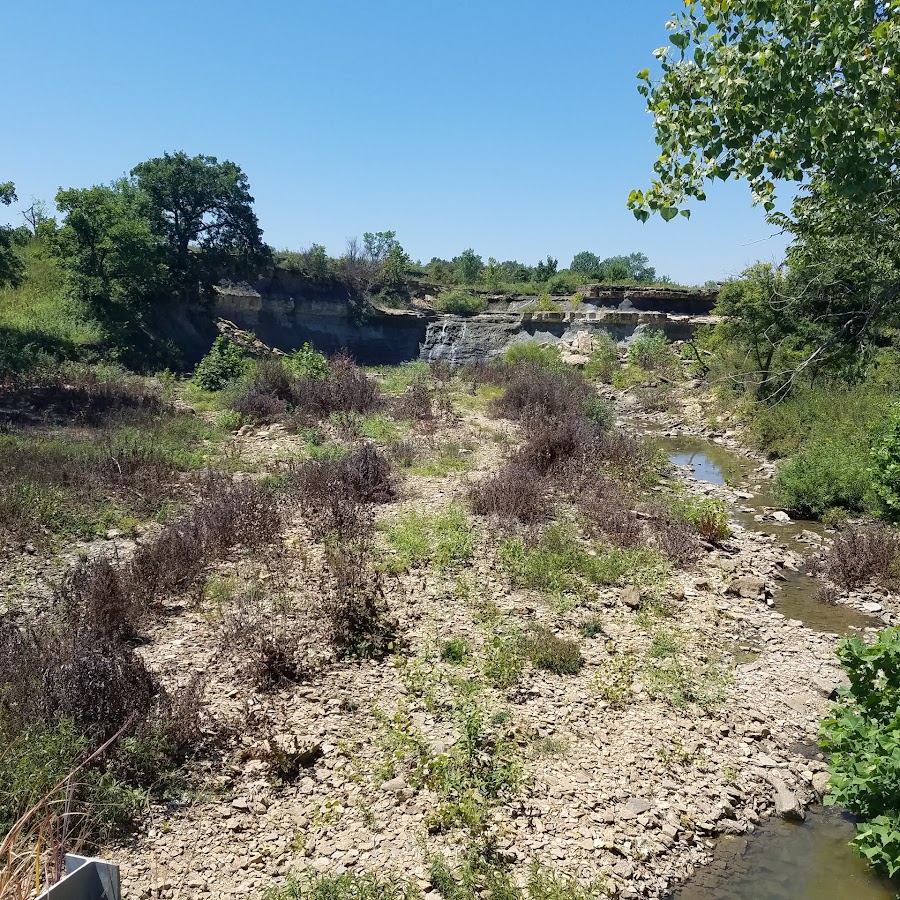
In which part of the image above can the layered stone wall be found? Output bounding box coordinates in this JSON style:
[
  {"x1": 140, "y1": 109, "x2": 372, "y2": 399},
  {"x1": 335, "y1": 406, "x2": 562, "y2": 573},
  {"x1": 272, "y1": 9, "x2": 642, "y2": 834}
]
[{"x1": 212, "y1": 276, "x2": 718, "y2": 366}]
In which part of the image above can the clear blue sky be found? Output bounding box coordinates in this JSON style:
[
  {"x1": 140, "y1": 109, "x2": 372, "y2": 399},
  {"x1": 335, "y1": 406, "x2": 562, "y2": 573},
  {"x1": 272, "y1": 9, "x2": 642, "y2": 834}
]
[{"x1": 2, "y1": 0, "x2": 789, "y2": 285}]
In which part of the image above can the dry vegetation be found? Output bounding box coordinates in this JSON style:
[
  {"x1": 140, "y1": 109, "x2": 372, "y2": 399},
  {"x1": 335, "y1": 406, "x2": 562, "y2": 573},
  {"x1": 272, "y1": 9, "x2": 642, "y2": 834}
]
[{"x1": 0, "y1": 341, "x2": 755, "y2": 898}]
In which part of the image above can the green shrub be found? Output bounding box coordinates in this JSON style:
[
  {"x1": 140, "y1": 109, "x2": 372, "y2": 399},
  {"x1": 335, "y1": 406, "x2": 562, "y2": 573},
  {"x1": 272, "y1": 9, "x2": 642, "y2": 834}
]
[
  {"x1": 434, "y1": 290, "x2": 487, "y2": 315},
  {"x1": 872, "y1": 406, "x2": 900, "y2": 521},
  {"x1": 584, "y1": 332, "x2": 619, "y2": 382},
  {"x1": 821, "y1": 628, "x2": 900, "y2": 876},
  {"x1": 265, "y1": 872, "x2": 417, "y2": 900},
  {"x1": 503, "y1": 342, "x2": 565, "y2": 372},
  {"x1": 216, "y1": 409, "x2": 243, "y2": 431},
  {"x1": 484, "y1": 633, "x2": 525, "y2": 688},
  {"x1": 287, "y1": 342, "x2": 330, "y2": 381},
  {"x1": 498, "y1": 524, "x2": 667, "y2": 599},
  {"x1": 667, "y1": 494, "x2": 730, "y2": 543},
  {"x1": 193, "y1": 336, "x2": 247, "y2": 391},
  {"x1": 441, "y1": 638, "x2": 470, "y2": 664},
  {"x1": 524, "y1": 627, "x2": 584, "y2": 675},
  {"x1": 583, "y1": 395, "x2": 613, "y2": 430},
  {"x1": 525, "y1": 293, "x2": 563, "y2": 313},
  {"x1": 776, "y1": 440, "x2": 871, "y2": 517},
  {"x1": 579, "y1": 618, "x2": 605, "y2": 638},
  {"x1": 627, "y1": 330, "x2": 677, "y2": 373}
]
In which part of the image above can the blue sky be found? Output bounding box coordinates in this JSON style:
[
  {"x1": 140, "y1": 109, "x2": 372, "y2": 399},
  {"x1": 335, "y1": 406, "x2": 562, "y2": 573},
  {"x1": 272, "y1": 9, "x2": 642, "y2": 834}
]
[{"x1": 2, "y1": 0, "x2": 789, "y2": 284}]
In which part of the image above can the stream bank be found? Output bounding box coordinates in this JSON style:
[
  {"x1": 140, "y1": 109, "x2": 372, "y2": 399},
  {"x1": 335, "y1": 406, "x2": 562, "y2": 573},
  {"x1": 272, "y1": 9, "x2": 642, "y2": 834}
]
[{"x1": 619, "y1": 394, "x2": 898, "y2": 898}]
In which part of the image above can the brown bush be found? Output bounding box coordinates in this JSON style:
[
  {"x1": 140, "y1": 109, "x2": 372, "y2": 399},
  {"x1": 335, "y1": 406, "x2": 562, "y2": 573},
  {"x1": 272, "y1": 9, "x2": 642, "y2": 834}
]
[
  {"x1": 393, "y1": 377, "x2": 433, "y2": 421},
  {"x1": 219, "y1": 582, "x2": 310, "y2": 689},
  {"x1": 652, "y1": 519, "x2": 702, "y2": 566},
  {"x1": 229, "y1": 353, "x2": 382, "y2": 424},
  {"x1": 320, "y1": 539, "x2": 397, "y2": 659},
  {"x1": 821, "y1": 524, "x2": 900, "y2": 590},
  {"x1": 290, "y1": 444, "x2": 394, "y2": 539},
  {"x1": 0, "y1": 369, "x2": 164, "y2": 427},
  {"x1": 467, "y1": 461, "x2": 549, "y2": 524},
  {"x1": 0, "y1": 617, "x2": 159, "y2": 741},
  {"x1": 293, "y1": 353, "x2": 381, "y2": 418},
  {"x1": 518, "y1": 413, "x2": 596, "y2": 475},
  {"x1": 491, "y1": 366, "x2": 587, "y2": 421},
  {"x1": 128, "y1": 477, "x2": 283, "y2": 603},
  {"x1": 53, "y1": 477, "x2": 284, "y2": 639},
  {"x1": 578, "y1": 478, "x2": 645, "y2": 548}
]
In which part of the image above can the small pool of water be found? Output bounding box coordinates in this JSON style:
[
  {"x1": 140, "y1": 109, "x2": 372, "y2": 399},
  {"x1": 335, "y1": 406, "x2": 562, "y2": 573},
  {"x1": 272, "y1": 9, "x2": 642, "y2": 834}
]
[
  {"x1": 655, "y1": 436, "x2": 752, "y2": 487},
  {"x1": 672, "y1": 806, "x2": 899, "y2": 900},
  {"x1": 775, "y1": 570, "x2": 878, "y2": 635}
]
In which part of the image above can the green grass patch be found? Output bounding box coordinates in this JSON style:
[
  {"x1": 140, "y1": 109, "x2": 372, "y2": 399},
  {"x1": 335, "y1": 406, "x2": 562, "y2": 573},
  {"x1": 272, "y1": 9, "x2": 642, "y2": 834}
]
[
  {"x1": 382, "y1": 505, "x2": 476, "y2": 573},
  {"x1": 407, "y1": 442, "x2": 473, "y2": 476},
  {"x1": 498, "y1": 523, "x2": 667, "y2": 602}
]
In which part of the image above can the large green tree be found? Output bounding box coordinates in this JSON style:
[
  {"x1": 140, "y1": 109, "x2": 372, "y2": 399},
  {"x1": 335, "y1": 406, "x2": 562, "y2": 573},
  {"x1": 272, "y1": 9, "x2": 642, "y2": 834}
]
[
  {"x1": 55, "y1": 180, "x2": 166, "y2": 322},
  {"x1": 0, "y1": 182, "x2": 23, "y2": 288},
  {"x1": 131, "y1": 151, "x2": 269, "y2": 304},
  {"x1": 629, "y1": 0, "x2": 900, "y2": 220}
]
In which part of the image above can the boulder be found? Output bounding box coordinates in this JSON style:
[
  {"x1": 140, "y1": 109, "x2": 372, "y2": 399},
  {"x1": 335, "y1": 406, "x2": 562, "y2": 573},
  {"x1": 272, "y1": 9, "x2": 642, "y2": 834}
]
[
  {"x1": 727, "y1": 576, "x2": 767, "y2": 600},
  {"x1": 621, "y1": 585, "x2": 642, "y2": 610}
]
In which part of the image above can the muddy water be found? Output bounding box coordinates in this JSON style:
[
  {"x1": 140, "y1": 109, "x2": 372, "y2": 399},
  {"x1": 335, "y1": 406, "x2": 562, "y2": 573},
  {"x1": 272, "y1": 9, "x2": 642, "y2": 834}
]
[
  {"x1": 654, "y1": 435, "x2": 877, "y2": 636},
  {"x1": 672, "y1": 807, "x2": 898, "y2": 900},
  {"x1": 656, "y1": 434, "x2": 895, "y2": 898}
]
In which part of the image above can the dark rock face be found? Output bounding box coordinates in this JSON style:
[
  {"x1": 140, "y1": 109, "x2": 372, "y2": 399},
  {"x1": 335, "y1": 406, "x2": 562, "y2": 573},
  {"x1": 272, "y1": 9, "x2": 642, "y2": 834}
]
[
  {"x1": 420, "y1": 310, "x2": 714, "y2": 363},
  {"x1": 213, "y1": 277, "x2": 430, "y2": 365},
  {"x1": 211, "y1": 276, "x2": 718, "y2": 366}
]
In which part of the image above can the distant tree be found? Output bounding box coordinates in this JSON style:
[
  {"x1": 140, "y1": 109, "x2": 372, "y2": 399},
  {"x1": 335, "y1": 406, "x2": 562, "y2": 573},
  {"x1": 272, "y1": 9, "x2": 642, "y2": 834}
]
[
  {"x1": 534, "y1": 255, "x2": 558, "y2": 282},
  {"x1": 131, "y1": 151, "x2": 269, "y2": 304},
  {"x1": 500, "y1": 260, "x2": 532, "y2": 282},
  {"x1": 454, "y1": 248, "x2": 483, "y2": 285},
  {"x1": 21, "y1": 198, "x2": 51, "y2": 236},
  {"x1": 427, "y1": 257, "x2": 453, "y2": 283},
  {"x1": 54, "y1": 180, "x2": 166, "y2": 318},
  {"x1": 362, "y1": 230, "x2": 399, "y2": 263},
  {"x1": 0, "y1": 181, "x2": 23, "y2": 287},
  {"x1": 305, "y1": 243, "x2": 331, "y2": 280},
  {"x1": 570, "y1": 251, "x2": 601, "y2": 275},
  {"x1": 596, "y1": 252, "x2": 657, "y2": 283},
  {"x1": 379, "y1": 242, "x2": 411, "y2": 289},
  {"x1": 483, "y1": 257, "x2": 502, "y2": 288}
]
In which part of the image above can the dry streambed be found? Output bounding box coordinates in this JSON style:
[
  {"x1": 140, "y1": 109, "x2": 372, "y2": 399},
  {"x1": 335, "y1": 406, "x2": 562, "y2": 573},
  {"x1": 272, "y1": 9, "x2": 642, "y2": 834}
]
[
  {"x1": 7, "y1": 366, "x2": 894, "y2": 900},
  {"x1": 87, "y1": 378, "x2": 895, "y2": 900}
]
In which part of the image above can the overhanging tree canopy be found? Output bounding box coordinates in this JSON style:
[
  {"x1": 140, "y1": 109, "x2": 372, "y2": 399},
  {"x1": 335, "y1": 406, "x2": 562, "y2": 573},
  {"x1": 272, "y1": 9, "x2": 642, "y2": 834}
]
[{"x1": 629, "y1": 0, "x2": 900, "y2": 221}]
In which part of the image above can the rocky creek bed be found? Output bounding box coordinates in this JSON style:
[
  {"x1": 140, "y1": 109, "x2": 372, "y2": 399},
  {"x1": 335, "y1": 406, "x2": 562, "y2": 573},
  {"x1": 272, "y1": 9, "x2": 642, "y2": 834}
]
[{"x1": 4, "y1": 376, "x2": 897, "y2": 899}]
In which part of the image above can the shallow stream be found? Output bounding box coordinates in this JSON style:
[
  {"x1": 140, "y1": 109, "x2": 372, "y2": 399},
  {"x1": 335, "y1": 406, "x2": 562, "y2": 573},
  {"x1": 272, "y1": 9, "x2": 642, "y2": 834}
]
[{"x1": 654, "y1": 434, "x2": 896, "y2": 899}]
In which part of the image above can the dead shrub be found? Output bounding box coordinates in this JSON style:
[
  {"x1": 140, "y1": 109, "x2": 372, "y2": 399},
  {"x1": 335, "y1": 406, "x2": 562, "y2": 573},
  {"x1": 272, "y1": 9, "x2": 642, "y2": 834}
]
[
  {"x1": 128, "y1": 477, "x2": 282, "y2": 603},
  {"x1": 388, "y1": 439, "x2": 418, "y2": 468},
  {"x1": 821, "y1": 523, "x2": 900, "y2": 590},
  {"x1": 393, "y1": 377, "x2": 433, "y2": 421},
  {"x1": 219, "y1": 581, "x2": 310, "y2": 689},
  {"x1": 290, "y1": 444, "x2": 394, "y2": 539},
  {"x1": 652, "y1": 519, "x2": 702, "y2": 566},
  {"x1": 578, "y1": 478, "x2": 644, "y2": 548},
  {"x1": 518, "y1": 413, "x2": 596, "y2": 475},
  {"x1": 492, "y1": 366, "x2": 587, "y2": 421},
  {"x1": 467, "y1": 462, "x2": 549, "y2": 524},
  {"x1": 293, "y1": 353, "x2": 381, "y2": 418},
  {"x1": 54, "y1": 477, "x2": 283, "y2": 639},
  {"x1": 0, "y1": 369, "x2": 164, "y2": 427},
  {"x1": 320, "y1": 540, "x2": 398, "y2": 659}
]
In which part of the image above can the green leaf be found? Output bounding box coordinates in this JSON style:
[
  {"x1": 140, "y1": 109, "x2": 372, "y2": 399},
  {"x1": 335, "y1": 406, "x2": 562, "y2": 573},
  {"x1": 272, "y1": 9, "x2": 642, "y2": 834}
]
[{"x1": 660, "y1": 207, "x2": 679, "y2": 222}]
